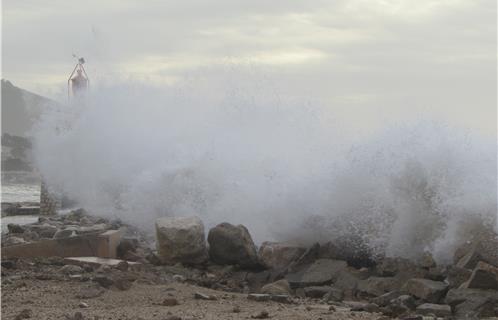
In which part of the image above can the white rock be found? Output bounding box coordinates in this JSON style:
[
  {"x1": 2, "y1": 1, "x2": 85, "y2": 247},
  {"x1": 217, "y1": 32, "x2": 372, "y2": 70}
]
[{"x1": 155, "y1": 216, "x2": 207, "y2": 265}]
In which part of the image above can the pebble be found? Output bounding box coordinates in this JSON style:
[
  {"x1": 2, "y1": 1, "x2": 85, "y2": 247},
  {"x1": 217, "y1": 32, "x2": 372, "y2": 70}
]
[{"x1": 79, "y1": 302, "x2": 89, "y2": 308}]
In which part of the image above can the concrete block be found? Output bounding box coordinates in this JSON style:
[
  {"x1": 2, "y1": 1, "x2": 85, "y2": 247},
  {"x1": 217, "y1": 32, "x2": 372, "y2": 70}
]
[{"x1": 2, "y1": 228, "x2": 125, "y2": 259}]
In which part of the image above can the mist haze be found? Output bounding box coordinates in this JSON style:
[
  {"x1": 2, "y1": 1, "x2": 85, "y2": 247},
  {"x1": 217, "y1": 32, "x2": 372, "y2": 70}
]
[{"x1": 3, "y1": 0, "x2": 496, "y2": 264}]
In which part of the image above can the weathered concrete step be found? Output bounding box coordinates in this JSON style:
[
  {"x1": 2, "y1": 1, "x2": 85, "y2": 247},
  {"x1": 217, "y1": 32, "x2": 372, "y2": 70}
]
[
  {"x1": 1, "y1": 228, "x2": 124, "y2": 259},
  {"x1": 64, "y1": 256, "x2": 140, "y2": 268}
]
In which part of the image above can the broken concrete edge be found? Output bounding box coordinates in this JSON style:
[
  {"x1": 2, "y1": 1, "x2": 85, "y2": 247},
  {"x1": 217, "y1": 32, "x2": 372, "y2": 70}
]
[
  {"x1": 1, "y1": 227, "x2": 126, "y2": 259},
  {"x1": 63, "y1": 256, "x2": 141, "y2": 269}
]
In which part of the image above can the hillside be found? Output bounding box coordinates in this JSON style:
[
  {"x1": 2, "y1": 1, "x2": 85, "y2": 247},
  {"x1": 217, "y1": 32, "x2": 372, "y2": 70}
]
[
  {"x1": 1, "y1": 80, "x2": 57, "y2": 171},
  {"x1": 1, "y1": 79, "x2": 56, "y2": 137}
]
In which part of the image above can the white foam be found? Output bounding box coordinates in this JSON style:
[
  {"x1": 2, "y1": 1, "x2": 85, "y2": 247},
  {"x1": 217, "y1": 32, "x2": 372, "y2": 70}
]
[{"x1": 32, "y1": 80, "x2": 497, "y2": 264}]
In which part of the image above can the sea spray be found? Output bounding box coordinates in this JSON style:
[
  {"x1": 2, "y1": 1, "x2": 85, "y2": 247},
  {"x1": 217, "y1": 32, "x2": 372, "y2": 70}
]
[{"x1": 32, "y1": 81, "x2": 497, "y2": 264}]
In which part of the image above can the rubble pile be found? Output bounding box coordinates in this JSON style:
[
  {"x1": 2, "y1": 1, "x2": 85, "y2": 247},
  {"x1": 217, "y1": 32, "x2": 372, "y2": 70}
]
[{"x1": 2, "y1": 212, "x2": 498, "y2": 319}]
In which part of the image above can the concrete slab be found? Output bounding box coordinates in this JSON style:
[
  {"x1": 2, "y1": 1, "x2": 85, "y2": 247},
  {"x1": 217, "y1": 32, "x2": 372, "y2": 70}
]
[
  {"x1": 2, "y1": 228, "x2": 125, "y2": 259},
  {"x1": 64, "y1": 256, "x2": 140, "y2": 268}
]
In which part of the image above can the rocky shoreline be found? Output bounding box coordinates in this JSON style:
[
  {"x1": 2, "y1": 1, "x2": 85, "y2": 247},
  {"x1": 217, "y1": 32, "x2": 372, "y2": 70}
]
[{"x1": 2, "y1": 209, "x2": 498, "y2": 319}]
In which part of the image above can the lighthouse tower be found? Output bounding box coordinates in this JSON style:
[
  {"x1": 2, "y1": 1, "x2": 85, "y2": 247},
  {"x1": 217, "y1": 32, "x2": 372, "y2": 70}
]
[{"x1": 39, "y1": 56, "x2": 89, "y2": 216}]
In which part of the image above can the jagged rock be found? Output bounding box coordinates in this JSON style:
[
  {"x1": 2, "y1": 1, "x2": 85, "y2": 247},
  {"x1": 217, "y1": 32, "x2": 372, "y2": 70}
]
[
  {"x1": 384, "y1": 294, "x2": 416, "y2": 317},
  {"x1": 418, "y1": 252, "x2": 436, "y2": 269},
  {"x1": 7, "y1": 223, "x2": 25, "y2": 234},
  {"x1": 246, "y1": 271, "x2": 270, "y2": 292},
  {"x1": 3, "y1": 236, "x2": 26, "y2": 246},
  {"x1": 446, "y1": 266, "x2": 472, "y2": 288},
  {"x1": 445, "y1": 288, "x2": 498, "y2": 318},
  {"x1": 285, "y1": 259, "x2": 347, "y2": 288},
  {"x1": 320, "y1": 234, "x2": 375, "y2": 268},
  {"x1": 116, "y1": 237, "x2": 138, "y2": 258},
  {"x1": 53, "y1": 229, "x2": 75, "y2": 239},
  {"x1": 76, "y1": 223, "x2": 108, "y2": 234},
  {"x1": 455, "y1": 231, "x2": 498, "y2": 268},
  {"x1": 333, "y1": 268, "x2": 364, "y2": 299},
  {"x1": 93, "y1": 274, "x2": 114, "y2": 288},
  {"x1": 258, "y1": 241, "x2": 306, "y2": 270},
  {"x1": 208, "y1": 222, "x2": 259, "y2": 268},
  {"x1": 323, "y1": 287, "x2": 344, "y2": 302},
  {"x1": 65, "y1": 209, "x2": 86, "y2": 221},
  {"x1": 390, "y1": 294, "x2": 416, "y2": 309},
  {"x1": 260, "y1": 279, "x2": 291, "y2": 295},
  {"x1": 21, "y1": 231, "x2": 39, "y2": 242},
  {"x1": 403, "y1": 278, "x2": 448, "y2": 303},
  {"x1": 460, "y1": 261, "x2": 498, "y2": 290},
  {"x1": 27, "y1": 224, "x2": 58, "y2": 238},
  {"x1": 371, "y1": 290, "x2": 404, "y2": 307},
  {"x1": 376, "y1": 257, "x2": 427, "y2": 284},
  {"x1": 145, "y1": 252, "x2": 162, "y2": 266},
  {"x1": 59, "y1": 264, "x2": 84, "y2": 275},
  {"x1": 344, "y1": 301, "x2": 379, "y2": 312},
  {"x1": 426, "y1": 266, "x2": 446, "y2": 281},
  {"x1": 457, "y1": 250, "x2": 484, "y2": 269},
  {"x1": 415, "y1": 303, "x2": 452, "y2": 317},
  {"x1": 358, "y1": 276, "x2": 399, "y2": 297},
  {"x1": 303, "y1": 286, "x2": 333, "y2": 298},
  {"x1": 287, "y1": 243, "x2": 321, "y2": 271},
  {"x1": 155, "y1": 216, "x2": 207, "y2": 265}
]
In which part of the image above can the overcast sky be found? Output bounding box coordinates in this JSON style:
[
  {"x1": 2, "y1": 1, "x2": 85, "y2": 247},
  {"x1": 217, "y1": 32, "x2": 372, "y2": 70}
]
[{"x1": 2, "y1": 0, "x2": 496, "y2": 134}]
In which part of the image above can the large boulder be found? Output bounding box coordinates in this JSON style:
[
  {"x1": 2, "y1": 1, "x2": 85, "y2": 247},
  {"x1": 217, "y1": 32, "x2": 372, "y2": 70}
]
[
  {"x1": 357, "y1": 276, "x2": 399, "y2": 297},
  {"x1": 445, "y1": 266, "x2": 472, "y2": 288},
  {"x1": 207, "y1": 222, "x2": 259, "y2": 268},
  {"x1": 333, "y1": 267, "x2": 369, "y2": 299},
  {"x1": 260, "y1": 279, "x2": 291, "y2": 295},
  {"x1": 303, "y1": 286, "x2": 334, "y2": 298},
  {"x1": 460, "y1": 261, "x2": 498, "y2": 290},
  {"x1": 258, "y1": 242, "x2": 306, "y2": 270},
  {"x1": 445, "y1": 288, "x2": 498, "y2": 318},
  {"x1": 403, "y1": 278, "x2": 448, "y2": 303},
  {"x1": 27, "y1": 224, "x2": 58, "y2": 238},
  {"x1": 415, "y1": 303, "x2": 452, "y2": 317},
  {"x1": 285, "y1": 259, "x2": 347, "y2": 288},
  {"x1": 371, "y1": 290, "x2": 404, "y2": 307},
  {"x1": 155, "y1": 216, "x2": 207, "y2": 265},
  {"x1": 454, "y1": 230, "x2": 498, "y2": 268}
]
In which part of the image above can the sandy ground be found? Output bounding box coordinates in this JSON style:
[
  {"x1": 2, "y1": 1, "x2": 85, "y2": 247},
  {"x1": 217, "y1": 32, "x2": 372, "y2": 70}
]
[{"x1": 1, "y1": 276, "x2": 383, "y2": 320}]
